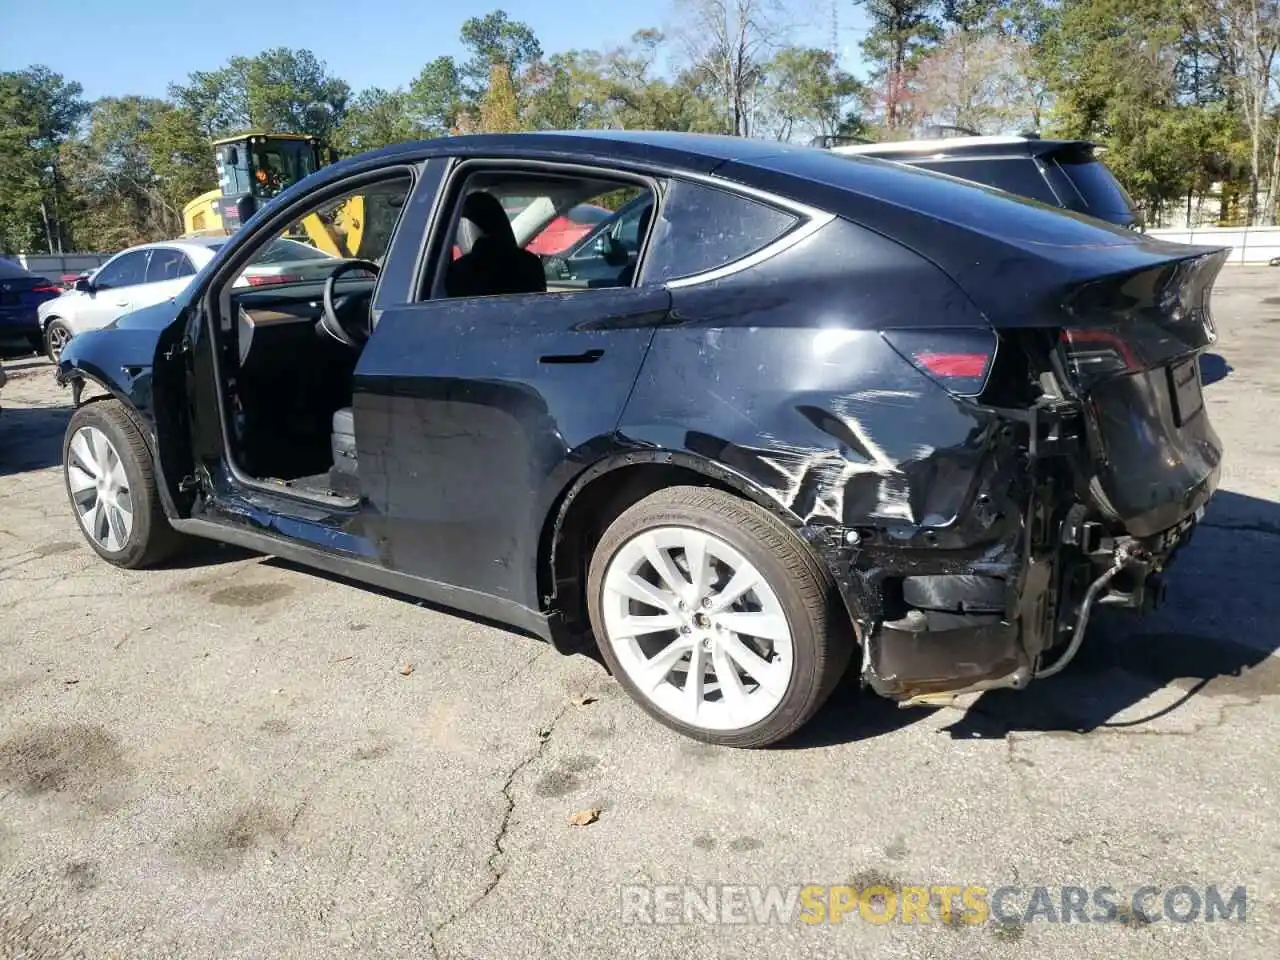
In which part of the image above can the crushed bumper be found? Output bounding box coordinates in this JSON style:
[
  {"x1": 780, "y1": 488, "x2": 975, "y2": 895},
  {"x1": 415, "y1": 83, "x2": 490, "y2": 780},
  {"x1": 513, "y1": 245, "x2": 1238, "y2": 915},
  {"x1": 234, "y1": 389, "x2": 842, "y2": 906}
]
[{"x1": 817, "y1": 494, "x2": 1205, "y2": 706}]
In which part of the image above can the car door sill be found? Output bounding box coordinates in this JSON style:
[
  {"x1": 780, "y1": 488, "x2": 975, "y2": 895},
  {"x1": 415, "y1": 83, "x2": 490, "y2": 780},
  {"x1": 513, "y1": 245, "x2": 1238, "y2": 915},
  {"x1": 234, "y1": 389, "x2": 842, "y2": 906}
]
[{"x1": 169, "y1": 516, "x2": 554, "y2": 642}]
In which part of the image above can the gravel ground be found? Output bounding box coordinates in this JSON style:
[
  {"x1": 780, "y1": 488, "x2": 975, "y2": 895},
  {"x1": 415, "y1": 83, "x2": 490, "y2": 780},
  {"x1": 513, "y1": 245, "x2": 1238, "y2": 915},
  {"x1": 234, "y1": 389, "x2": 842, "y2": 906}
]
[{"x1": 1, "y1": 268, "x2": 1278, "y2": 959}]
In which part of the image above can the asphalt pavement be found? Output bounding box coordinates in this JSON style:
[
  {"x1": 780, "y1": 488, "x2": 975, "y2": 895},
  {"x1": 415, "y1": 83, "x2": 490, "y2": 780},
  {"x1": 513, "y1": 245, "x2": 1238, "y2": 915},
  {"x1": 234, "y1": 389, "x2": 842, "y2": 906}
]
[{"x1": 1, "y1": 269, "x2": 1278, "y2": 959}]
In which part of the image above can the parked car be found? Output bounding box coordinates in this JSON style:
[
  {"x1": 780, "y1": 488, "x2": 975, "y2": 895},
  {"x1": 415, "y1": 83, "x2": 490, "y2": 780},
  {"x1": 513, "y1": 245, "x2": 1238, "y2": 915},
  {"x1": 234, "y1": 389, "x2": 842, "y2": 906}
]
[
  {"x1": 0, "y1": 257, "x2": 63, "y2": 353},
  {"x1": 524, "y1": 203, "x2": 611, "y2": 255},
  {"x1": 55, "y1": 131, "x2": 1224, "y2": 748},
  {"x1": 38, "y1": 237, "x2": 339, "y2": 361},
  {"x1": 826, "y1": 134, "x2": 1142, "y2": 229}
]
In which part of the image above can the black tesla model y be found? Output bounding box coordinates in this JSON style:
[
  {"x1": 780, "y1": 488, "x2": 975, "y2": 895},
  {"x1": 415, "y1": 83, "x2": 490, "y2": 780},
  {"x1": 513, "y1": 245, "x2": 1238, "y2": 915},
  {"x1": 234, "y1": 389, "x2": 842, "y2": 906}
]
[{"x1": 56, "y1": 131, "x2": 1224, "y2": 746}]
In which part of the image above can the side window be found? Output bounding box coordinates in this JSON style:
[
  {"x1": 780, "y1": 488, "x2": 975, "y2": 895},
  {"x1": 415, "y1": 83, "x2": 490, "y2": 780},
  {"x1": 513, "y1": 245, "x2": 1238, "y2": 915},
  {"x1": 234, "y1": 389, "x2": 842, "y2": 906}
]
[
  {"x1": 145, "y1": 248, "x2": 195, "y2": 283},
  {"x1": 230, "y1": 176, "x2": 412, "y2": 288},
  {"x1": 428, "y1": 172, "x2": 656, "y2": 299},
  {"x1": 642, "y1": 181, "x2": 799, "y2": 284},
  {"x1": 93, "y1": 251, "x2": 149, "y2": 290}
]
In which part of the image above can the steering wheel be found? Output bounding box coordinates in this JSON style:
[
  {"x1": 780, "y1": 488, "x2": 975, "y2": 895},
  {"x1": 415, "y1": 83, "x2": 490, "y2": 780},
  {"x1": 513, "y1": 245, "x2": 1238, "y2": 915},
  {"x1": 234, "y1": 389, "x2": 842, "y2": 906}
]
[{"x1": 320, "y1": 259, "x2": 381, "y2": 349}]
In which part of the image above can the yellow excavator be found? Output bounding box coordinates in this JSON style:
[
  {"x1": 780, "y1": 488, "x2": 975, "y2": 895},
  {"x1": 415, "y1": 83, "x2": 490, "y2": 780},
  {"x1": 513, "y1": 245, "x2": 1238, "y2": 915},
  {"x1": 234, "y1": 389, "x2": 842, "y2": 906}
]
[{"x1": 181, "y1": 132, "x2": 368, "y2": 257}]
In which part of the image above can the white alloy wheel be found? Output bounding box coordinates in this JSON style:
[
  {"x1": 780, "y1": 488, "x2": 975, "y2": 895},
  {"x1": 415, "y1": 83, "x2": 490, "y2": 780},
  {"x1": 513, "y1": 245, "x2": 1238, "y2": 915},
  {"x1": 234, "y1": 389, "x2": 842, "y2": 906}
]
[
  {"x1": 46, "y1": 321, "x2": 72, "y2": 361},
  {"x1": 600, "y1": 525, "x2": 794, "y2": 732},
  {"x1": 66, "y1": 425, "x2": 135, "y2": 553}
]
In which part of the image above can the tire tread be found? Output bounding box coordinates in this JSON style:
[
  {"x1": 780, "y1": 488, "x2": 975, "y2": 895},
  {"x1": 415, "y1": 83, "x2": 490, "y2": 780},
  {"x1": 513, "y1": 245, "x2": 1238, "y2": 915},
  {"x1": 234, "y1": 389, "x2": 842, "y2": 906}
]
[
  {"x1": 587, "y1": 485, "x2": 853, "y2": 748},
  {"x1": 64, "y1": 399, "x2": 186, "y2": 568}
]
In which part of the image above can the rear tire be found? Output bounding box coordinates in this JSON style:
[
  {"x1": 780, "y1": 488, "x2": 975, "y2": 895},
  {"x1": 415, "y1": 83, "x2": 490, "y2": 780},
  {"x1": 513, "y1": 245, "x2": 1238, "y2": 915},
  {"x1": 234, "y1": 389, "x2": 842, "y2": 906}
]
[
  {"x1": 586, "y1": 486, "x2": 853, "y2": 748},
  {"x1": 44, "y1": 319, "x2": 71, "y2": 363},
  {"x1": 62, "y1": 400, "x2": 187, "y2": 568}
]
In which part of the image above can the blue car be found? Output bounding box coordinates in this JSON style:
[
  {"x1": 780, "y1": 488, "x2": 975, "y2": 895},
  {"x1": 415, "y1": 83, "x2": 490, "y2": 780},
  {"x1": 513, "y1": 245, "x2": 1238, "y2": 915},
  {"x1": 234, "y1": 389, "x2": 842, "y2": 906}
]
[{"x1": 0, "y1": 258, "x2": 63, "y2": 352}]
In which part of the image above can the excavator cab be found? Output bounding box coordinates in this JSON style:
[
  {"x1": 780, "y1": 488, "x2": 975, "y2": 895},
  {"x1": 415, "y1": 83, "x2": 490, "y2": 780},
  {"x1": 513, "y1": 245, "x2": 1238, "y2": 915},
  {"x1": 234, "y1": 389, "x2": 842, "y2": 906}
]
[{"x1": 213, "y1": 133, "x2": 326, "y2": 231}]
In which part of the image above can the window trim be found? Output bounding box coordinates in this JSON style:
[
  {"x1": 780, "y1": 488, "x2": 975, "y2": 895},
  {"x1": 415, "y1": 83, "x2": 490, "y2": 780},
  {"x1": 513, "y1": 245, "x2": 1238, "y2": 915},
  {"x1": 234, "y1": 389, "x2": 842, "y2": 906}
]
[
  {"x1": 414, "y1": 159, "x2": 662, "y2": 303},
  {"x1": 655, "y1": 177, "x2": 832, "y2": 290}
]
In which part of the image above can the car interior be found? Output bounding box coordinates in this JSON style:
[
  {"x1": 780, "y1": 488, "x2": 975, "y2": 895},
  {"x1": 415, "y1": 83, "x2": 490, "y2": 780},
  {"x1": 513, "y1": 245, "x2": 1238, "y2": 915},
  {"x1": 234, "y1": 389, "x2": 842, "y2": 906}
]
[{"x1": 209, "y1": 170, "x2": 657, "y2": 504}]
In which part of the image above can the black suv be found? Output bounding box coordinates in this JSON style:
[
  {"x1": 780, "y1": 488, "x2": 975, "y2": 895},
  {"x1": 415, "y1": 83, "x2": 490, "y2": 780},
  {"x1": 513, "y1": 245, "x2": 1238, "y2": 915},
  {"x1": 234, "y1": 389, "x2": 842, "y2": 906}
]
[
  {"x1": 825, "y1": 134, "x2": 1141, "y2": 229},
  {"x1": 56, "y1": 131, "x2": 1219, "y2": 748}
]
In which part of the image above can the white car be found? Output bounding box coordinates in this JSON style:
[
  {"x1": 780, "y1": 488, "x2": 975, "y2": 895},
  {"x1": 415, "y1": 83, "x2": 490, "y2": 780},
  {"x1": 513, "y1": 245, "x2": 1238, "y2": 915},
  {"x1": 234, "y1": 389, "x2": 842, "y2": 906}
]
[{"x1": 38, "y1": 237, "x2": 338, "y2": 361}]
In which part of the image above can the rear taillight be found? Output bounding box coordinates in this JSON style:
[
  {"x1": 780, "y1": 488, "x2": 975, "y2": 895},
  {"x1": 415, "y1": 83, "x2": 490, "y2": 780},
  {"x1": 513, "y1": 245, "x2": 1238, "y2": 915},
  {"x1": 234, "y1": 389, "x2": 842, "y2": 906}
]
[
  {"x1": 882, "y1": 328, "x2": 997, "y2": 397},
  {"x1": 1059, "y1": 328, "x2": 1141, "y2": 382},
  {"x1": 31, "y1": 284, "x2": 61, "y2": 294}
]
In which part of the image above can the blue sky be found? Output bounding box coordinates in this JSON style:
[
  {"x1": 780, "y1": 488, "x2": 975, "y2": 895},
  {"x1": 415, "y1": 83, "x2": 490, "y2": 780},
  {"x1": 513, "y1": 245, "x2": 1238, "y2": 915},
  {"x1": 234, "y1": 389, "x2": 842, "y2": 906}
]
[{"x1": 0, "y1": 0, "x2": 869, "y2": 101}]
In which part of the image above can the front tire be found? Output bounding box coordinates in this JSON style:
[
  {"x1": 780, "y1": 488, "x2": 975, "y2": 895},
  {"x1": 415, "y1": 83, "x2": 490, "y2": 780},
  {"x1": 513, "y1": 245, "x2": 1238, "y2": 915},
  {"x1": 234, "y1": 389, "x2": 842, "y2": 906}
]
[
  {"x1": 44, "y1": 319, "x2": 72, "y2": 363},
  {"x1": 62, "y1": 400, "x2": 186, "y2": 568},
  {"x1": 586, "y1": 486, "x2": 854, "y2": 748}
]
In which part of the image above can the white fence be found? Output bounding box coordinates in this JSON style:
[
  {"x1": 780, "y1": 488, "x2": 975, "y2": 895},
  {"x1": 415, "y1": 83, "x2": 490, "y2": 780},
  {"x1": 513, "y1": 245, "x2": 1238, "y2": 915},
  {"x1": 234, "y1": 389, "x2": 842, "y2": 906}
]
[{"x1": 1146, "y1": 226, "x2": 1280, "y2": 265}]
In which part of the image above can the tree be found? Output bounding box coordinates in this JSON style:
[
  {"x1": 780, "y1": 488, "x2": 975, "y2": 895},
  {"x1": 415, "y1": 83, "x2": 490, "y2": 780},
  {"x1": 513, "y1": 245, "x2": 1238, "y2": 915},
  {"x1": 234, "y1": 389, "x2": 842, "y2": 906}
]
[
  {"x1": 408, "y1": 57, "x2": 466, "y2": 135},
  {"x1": 1183, "y1": 1, "x2": 1280, "y2": 222},
  {"x1": 0, "y1": 66, "x2": 87, "y2": 253},
  {"x1": 677, "y1": 0, "x2": 788, "y2": 136},
  {"x1": 557, "y1": 31, "x2": 723, "y2": 132},
  {"x1": 1043, "y1": 0, "x2": 1191, "y2": 217},
  {"x1": 521, "y1": 54, "x2": 588, "y2": 130},
  {"x1": 459, "y1": 9, "x2": 543, "y2": 96},
  {"x1": 477, "y1": 63, "x2": 522, "y2": 132},
  {"x1": 62, "y1": 97, "x2": 213, "y2": 250},
  {"x1": 337, "y1": 88, "x2": 423, "y2": 152},
  {"x1": 912, "y1": 29, "x2": 1040, "y2": 133},
  {"x1": 855, "y1": 0, "x2": 943, "y2": 130},
  {"x1": 759, "y1": 47, "x2": 865, "y2": 140},
  {"x1": 170, "y1": 48, "x2": 350, "y2": 143}
]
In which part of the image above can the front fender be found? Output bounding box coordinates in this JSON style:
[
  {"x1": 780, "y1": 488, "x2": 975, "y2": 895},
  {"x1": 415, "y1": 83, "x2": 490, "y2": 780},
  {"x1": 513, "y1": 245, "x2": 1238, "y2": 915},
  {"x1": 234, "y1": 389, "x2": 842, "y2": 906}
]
[
  {"x1": 58, "y1": 329, "x2": 159, "y2": 426},
  {"x1": 55, "y1": 300, "x2": 178, "y2": 424}
]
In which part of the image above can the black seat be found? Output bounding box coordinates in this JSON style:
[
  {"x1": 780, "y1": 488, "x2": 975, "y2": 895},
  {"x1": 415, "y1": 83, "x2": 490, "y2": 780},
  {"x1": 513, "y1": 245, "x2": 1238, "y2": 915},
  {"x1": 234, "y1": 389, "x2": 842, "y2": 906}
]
[{"x1": 445, "y1": 192, "x2": 547, "y2": 298}]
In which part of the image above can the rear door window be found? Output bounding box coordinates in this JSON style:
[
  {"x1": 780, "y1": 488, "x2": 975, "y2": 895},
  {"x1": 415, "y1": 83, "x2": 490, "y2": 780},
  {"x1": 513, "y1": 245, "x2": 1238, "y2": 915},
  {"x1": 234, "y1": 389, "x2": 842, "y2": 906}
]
[
  {"x1": 643, "y1": 180, "x2": 799, "y2": 283},
  {"x1": 145, "y1": 248, "x2": 196, "y2": 282},
  {"x1": 911, "y1": 158, "x2": 1061, "y2": 206}
]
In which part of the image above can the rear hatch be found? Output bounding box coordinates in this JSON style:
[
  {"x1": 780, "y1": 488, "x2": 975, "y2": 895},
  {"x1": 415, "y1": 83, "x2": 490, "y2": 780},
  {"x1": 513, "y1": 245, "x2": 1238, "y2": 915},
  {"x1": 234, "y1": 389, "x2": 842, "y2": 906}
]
[{"x1": 1052, "y1": 247, "x2": 1227, "y2": 537}]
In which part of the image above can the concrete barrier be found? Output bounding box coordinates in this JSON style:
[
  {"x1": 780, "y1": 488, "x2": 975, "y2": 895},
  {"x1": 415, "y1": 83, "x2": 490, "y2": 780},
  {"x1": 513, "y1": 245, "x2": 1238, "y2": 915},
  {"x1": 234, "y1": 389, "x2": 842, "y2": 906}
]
[
  {"x1": 1146, "y1": 226, "x2": 1280, "y2": 264},
  {"x1": 13, "y1": 252, "x2": 112, "y2": 279}
]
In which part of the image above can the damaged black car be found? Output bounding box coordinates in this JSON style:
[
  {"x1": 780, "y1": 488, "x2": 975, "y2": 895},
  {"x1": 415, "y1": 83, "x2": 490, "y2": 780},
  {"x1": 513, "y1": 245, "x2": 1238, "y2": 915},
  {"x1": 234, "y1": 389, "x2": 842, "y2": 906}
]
[{"x1": 55, "y1": 131, "x2": 1225, "y2": 747}]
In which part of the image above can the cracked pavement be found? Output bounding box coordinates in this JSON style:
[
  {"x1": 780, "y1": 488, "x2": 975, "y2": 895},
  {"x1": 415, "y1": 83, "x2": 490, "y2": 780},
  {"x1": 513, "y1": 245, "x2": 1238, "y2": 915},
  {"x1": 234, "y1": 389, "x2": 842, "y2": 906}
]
[{"x1": 2, "y1": 268, "x2": 1279, "y2": 959}]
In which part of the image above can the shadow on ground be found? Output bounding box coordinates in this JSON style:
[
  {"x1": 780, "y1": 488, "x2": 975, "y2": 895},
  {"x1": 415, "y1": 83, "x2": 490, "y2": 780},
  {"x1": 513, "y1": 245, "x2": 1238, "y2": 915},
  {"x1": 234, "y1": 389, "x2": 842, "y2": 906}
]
[{"x1": 0, "y1": 403, "x2": 72, "y2": 477}]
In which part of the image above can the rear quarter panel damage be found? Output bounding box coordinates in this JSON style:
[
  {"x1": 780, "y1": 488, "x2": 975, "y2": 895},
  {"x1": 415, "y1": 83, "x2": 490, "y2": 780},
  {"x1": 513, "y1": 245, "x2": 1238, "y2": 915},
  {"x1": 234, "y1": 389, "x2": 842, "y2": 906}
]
[{"x1": 619, "y1": 218, "x2": 1046, "y2": 697}]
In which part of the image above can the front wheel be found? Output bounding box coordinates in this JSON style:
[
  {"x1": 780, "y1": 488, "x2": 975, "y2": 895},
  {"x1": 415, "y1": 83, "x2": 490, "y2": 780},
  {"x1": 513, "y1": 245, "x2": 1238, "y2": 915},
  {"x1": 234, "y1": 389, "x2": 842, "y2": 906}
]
[
  {"x1": 44, "y1": 319, "x2": 72, "y2": 363},
  {"x1": 62, "y1": 400, "x2": 186, "y2": 568},
  {"x1": 586, "y1": 486, "x2": 854, "y2": 748}
]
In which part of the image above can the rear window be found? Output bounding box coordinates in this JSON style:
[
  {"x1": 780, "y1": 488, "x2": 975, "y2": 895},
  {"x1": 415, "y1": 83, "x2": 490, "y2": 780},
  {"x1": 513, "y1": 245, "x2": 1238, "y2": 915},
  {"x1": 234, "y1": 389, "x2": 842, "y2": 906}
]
[
  {"x1": 911, "y1": 158, "x2": 1060, "y2": 206},
  {"x1": 1052, "y1": 156, "x2": 1135, "y2": 218}
]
